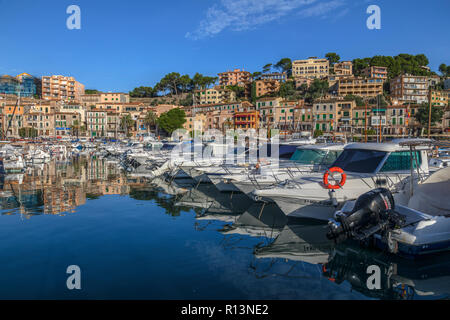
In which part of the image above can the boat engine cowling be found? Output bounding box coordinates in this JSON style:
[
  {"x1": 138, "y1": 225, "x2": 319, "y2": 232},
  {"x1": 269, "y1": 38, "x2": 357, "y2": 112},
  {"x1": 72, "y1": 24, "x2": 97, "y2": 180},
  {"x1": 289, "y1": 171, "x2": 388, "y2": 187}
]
[{"x1": 327, "y1": 188, "x2": 397, "y2": 242}]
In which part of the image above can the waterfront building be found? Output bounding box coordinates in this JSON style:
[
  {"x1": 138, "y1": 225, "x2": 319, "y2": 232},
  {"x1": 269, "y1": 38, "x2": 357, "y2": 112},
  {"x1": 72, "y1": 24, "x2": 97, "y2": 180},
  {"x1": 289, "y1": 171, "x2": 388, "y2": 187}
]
[
  {"x1": 293, "y1": 104, "x2": 314, "y2": 131},
  {"x1": 254, "y1": 72, "x2": 287, "y2": 82},
  {"x1": 0, "y1": 73, "x2": 39, "y2": 97},
  {"x1": 312, "y1": 99, "x2": 355, "y2": 133},
  {"x1": 194, "y1": 85, "x2": 237, "y2": 105},
  {"x1": 431, "y1": 90, "x2": 449, "y2": 107},
  {"x1": 106, "y1": 111, "x2": 121, "y2": 138},
  {"x1": 86, "y1": 109, "x2": 107, "y2": 137},
  {"x1": 292, "y1": 57, "x2": 329, "y2": 80},
  {"x1": 334, "y1": 61, "x2": 353, "y2": 76},
  {"x1": 234, "y1": 110, "x2": 259, "y2": 130},
  {"x1": 390, "y1": 74, "x2": 429, "y2": 104},
  {"x1": 100, "y1": 92, "x2": 130, "y2": 103},
  {"x1": 255, "y1": 79, "x2": 280, "y2": 97},
  {"x1": 54, "y1": 112, "x2": 81, "y2": 137},
  {"x1": 338, "y1": 77, "x2": 384, "y2": 98},
  {"x1": 184, "y1": 113, "x2": 207, "y2": 134},
  {"x1": 81, "y1": 93, "x2": 101, "y2": 107},
  {"x1": 257, "y1": 97, "x2": 295, "y2": 131},
  {"x1": 362, "y1": 66, "x2": 388, "y2": 81},
  {"x1": 218, "y1": 69, "x2": 252, "y2": 86},
  {"x1": 41, "y1": 75, "x2": 85, "y2": 102}
]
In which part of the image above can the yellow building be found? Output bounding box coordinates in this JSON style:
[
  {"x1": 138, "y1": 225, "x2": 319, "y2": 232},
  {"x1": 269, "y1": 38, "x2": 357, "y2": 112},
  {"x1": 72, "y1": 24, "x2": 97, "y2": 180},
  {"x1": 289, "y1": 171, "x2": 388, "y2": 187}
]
[
  {"x1": 100, "y1": 92, "x2": 130, "y2": 103},
  {"x1": 334, "y1": 61, "x2": 353, "y2": 76},
  {"x1": 292, "y1": 57, "x2": 329, "y2": 80},
  {"x1": 312, "y1": 99, "x2": 355, "y2": 132},
  {"x1": 195, "y1": 86, "x2": 237, "y2": 105},
  {"x1": 431, "y1": 90, "x2": 449, "y2": 107},
  {"x1": 184, "y1": 113, "x2": 207, "y2": 134},
  {"x1": 338, "y1": 77, "x2": 383, "y2": 98}
]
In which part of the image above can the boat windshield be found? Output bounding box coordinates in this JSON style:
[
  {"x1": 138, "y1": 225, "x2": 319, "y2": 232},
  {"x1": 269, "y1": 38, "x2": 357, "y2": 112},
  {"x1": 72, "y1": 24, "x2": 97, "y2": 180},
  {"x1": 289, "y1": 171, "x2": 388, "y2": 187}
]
[
  {"x1": 289, "y1": 149, "x2": 327, "y2": 164},
  {"x1": 331, "y1": 149, "x2": 386, "y2": 173}
]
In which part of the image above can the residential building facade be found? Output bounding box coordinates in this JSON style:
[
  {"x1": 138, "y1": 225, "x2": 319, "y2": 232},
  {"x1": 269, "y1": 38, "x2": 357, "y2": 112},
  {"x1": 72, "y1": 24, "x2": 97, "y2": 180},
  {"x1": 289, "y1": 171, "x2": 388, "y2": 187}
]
[
  {"x1": 338, "y1": 77, "x2": 384, "y2": 98},
  {"x1": 390, "y1": 74, "x2": 429, "y2": 104},
  {"x1": 218, "y1": 69, "x2": 252, "y2": 86},
  {"x1": 42, "y1": 75, "x2": 85, "y2": 102}
]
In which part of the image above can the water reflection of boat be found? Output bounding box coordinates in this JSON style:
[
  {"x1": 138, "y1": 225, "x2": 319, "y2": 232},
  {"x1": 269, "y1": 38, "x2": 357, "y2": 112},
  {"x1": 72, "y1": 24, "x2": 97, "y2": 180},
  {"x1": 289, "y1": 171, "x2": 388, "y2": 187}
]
[
  {"x1": 254, "y1": 221, "x2": 334, "y2": 264},
  {"x1": 323, "y1": 246, "x2": 450, "y2": 300},
  {"x1": 175, "y1": 184, "x2": 252, "y2": 214},
  {"x1": 220, "y1": 202, "x2": 287, "y2": 238}
]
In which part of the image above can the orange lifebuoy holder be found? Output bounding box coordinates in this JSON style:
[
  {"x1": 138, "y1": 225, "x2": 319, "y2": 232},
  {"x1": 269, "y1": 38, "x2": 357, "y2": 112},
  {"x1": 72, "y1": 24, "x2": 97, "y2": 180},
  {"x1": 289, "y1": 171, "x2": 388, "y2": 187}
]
[{"x1": 323, "y1": 167, "x2": 347, "y2": 189}]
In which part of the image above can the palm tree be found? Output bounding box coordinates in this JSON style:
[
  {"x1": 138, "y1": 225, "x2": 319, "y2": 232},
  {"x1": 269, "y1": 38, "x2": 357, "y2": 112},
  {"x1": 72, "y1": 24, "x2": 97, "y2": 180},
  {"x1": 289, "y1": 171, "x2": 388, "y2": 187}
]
[
  {"x1": 71, "y1": 120, "x2": 80, "y2": 138},
  {"x1": 120, "y1": 114, "x2": 135, "y2": 137},
  {"x1": 144, "y1": 111, "x2": 158, "y2": 135}
]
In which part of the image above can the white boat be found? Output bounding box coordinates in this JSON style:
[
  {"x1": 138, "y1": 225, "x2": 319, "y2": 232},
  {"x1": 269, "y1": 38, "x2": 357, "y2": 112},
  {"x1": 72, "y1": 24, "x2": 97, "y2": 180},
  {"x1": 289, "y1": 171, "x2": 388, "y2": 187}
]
[
  {"x1": 327, "y1": 167, "x2": 450, "y2": 257},
  {"x1": 2, "y1": 154, "x2": 25, "y2": 173},
  {"x1": 254, "y1": 141, "x2": 431, "y2": 221},
  {"x1": 217, "y1": 144, "x2": 345, "y2": 195}
]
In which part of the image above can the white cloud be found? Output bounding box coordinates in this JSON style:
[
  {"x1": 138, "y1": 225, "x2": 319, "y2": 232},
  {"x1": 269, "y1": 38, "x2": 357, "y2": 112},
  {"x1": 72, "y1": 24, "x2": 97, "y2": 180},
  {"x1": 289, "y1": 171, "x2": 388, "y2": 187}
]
[
  {"x1": 186, "y1": 0, "x2": 347, "y2": 40},
  {"x1": 297, "y1": 0, "x2": 345, "y2": 18}
]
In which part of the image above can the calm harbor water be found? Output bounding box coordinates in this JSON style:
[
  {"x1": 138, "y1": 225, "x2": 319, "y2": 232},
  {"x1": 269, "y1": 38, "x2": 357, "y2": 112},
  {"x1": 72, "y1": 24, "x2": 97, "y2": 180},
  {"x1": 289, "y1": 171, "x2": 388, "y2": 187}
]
[{"x1": 0, "y1": 157, "x2": 448, "y2": 300}]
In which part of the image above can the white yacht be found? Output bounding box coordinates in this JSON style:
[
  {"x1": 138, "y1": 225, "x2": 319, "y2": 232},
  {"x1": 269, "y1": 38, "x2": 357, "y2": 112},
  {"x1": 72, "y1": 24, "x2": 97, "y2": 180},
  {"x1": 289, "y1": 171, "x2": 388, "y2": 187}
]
[
  {"x1": 216, "y1": 144, "x2": 345, "y2": 194},
  {"x1": 254, "y1": 142, "x2": 430, "y2": 221}
]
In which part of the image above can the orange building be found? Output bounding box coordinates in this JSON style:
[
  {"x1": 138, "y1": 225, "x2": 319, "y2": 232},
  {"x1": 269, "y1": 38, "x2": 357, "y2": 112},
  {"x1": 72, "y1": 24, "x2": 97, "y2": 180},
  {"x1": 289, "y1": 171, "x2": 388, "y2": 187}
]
[
  {"x1": 234, "y1": 111, "x2": 259, "y2": 130},
  {"x1": 42, "y1": 75, "x2": 85, "y2": 102},
  {"x1": 255, "y1": 79, "x2": 280, "y2": 97},
  {"x1": 218, "y1": 69, "x2": 252, "y2": 86}
]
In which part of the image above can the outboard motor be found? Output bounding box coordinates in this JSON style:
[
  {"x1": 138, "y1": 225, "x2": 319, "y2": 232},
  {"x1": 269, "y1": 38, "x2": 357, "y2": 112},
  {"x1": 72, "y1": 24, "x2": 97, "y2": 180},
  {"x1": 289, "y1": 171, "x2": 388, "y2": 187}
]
[{"x1": 327, "y1": 188, "x2": 402, "y2": 242}]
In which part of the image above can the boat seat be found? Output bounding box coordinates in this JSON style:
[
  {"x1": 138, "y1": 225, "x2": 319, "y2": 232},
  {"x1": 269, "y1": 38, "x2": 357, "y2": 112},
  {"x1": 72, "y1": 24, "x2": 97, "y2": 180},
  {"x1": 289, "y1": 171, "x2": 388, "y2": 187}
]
[{"x1": 407, "y1": 167, "x2": 450, "y2": 216}]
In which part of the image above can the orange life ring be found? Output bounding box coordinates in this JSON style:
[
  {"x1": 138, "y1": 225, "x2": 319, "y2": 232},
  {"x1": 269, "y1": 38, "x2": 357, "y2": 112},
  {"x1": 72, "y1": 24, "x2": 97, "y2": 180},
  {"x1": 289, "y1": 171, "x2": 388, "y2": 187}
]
[{"x1": 323, "y1": 167, "x2": 346, "y2": 189}]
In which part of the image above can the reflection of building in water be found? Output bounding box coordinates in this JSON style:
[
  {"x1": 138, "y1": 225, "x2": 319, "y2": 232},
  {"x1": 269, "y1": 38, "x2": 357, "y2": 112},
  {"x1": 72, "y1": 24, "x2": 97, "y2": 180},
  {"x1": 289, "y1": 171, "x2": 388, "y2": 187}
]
[
  {"x1": 0, "y1": 157, "x2": 131, "y2": 217},
  {"x1": 92, "y1": 176, "x2": 130, "y2": 195},
  {"x1": 43, "y1": 185, "x2": 86, "y2": 215},
  {"x1": 87, "y1": 158, "x2": 121, "y2": 181}
]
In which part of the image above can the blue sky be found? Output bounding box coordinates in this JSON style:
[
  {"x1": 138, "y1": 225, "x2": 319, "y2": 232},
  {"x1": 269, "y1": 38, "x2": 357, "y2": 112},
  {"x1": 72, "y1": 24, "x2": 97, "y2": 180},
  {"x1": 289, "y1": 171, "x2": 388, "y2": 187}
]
[{"x1": 0, "y1": 0, "x2": 449, "y2": 92}]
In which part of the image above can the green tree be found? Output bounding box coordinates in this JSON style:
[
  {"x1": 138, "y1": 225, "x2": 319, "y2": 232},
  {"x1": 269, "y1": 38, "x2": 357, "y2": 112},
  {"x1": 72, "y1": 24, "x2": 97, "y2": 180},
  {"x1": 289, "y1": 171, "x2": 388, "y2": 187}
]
[
  {"x1": 144, "y1": 111, "x2": 158, "y2": 134},
  {"x1": 344, "y1": 94, "x2": 365, "y2": 107},
  {"x1": 313, "y1": 129, "x2": 323, "y2": 138},
  {"x1": 279, "y1": 81, "x2": 296, "y2": 99},
  {"x1": 227, "y1": 85, "x2": 245, "y2": 99},
  {"x1": 129, "y1": 86, "x2": 157, "y2": 98},
  {"x1": 18, "y1": 127, "x2": 38, "y2": 138},
  {"x1": 325, "y1": 52, "x2": 340, "y2": 66},
  {"x1": 263, "y1": 63, "x2": 272, "y2": 73},
  {"x1": 157, "y1": 108, "x2": 186, "y2": 134},
  {"x1": 414, "y1": 104, "x2": 444, "y2": 128},
  {"x1": 85, "y1": 89, "x2": 100, "y2": 94},
  {"x1": 304, "y1": 79, "x2": 329, "y2": 103},
  {"x1": 120, "y1": 114, "x2": 135, "y2": 137},
  {"x1": 71, "y1": 120, "x2": 80, "y2": 137},
  {"x1": 252, "y1": 71, "x2": 262, "y2": 80},
  {"x1": 159, "y1": 72, "x2": 181, "y2": 95},
  {"x1": 439, "y1": 63, "x2": 450, "y2": 77},
  {"x1": 179, "y1": 94, "x2": 193, "y2": 107},
  {"x1": 274, "y1": 58, "x2": 292, "y2": 74},
  {"x1": 368, "y1": 94, "x2": 388, "y2": 108}
]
